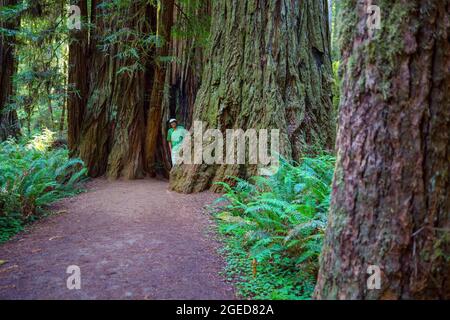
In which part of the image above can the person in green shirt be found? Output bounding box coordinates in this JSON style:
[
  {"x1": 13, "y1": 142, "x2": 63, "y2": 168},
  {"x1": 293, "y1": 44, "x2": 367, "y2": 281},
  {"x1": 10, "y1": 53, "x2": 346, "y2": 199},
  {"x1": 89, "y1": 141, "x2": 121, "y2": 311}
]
[{"x1": 167, "y1": 118, "x2": 186, "y2": 165}]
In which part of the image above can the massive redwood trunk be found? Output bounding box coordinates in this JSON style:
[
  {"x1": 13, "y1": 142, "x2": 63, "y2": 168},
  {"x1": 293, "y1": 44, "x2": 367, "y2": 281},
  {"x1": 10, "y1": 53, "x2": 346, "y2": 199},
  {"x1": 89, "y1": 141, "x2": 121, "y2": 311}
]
[
  {"x1": 76, "y1": 1, "x2": 156, "y2": 178},
  {"x1": 170, "y1": 0, "x2": 335, "y2": 193},
  {"x1": 67, "y1": 0, "x2": 89, "y2": 153},
  {"x1": 0, "y1": 0, "x2": 20, "y2": 141},
  {"x1": 315, "y1": 0, "x2": 450, "y2": 299}
]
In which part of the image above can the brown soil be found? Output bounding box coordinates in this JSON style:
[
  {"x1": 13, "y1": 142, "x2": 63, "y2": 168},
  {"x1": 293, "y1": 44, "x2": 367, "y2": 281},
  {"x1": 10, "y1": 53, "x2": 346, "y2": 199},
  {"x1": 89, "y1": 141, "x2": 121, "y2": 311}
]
[{"x1": 0, "y1": 179, "x2": 236, "y2": 300}]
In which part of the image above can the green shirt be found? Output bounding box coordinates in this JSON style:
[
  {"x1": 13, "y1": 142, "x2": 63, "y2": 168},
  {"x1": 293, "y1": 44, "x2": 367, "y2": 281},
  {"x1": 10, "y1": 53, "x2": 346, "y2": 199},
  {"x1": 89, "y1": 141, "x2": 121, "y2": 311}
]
[{"x1": 167, "y1": 125, "x2": 186, "y2": 149}]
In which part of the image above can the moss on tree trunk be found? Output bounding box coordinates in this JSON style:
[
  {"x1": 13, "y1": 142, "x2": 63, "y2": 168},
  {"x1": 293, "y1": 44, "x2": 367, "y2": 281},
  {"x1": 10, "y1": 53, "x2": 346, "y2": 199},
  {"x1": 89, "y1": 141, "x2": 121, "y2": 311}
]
[{"x1": 315, "y1": 0, "x2": 450, "y2": 299}]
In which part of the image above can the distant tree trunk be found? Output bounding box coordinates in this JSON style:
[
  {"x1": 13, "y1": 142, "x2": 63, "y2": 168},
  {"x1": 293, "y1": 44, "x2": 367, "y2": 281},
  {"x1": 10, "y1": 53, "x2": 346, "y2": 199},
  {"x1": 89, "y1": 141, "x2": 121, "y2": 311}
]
[
  {"x1": 0, "y1": 0, "x2": 21, "y2": 141},
  {"x1": 46, "y1": 84, "x2": 54, "y2": 126},
  {"x1": 24, "y1": 85, "x2": 32, "y2": 135},
  {"x1": 78, "y1": 1, "x2": 156, "y2": 178},
  {"x1": 170, "y1": 0, "x2": 335, "y2": 193},
  {"x1": 67, "y1": 0, "x2": 89, "y2": 154},
  {"x1": 144, "y1": 0, "x2": 175, "y2": 176},
  {"x1": 60, "y1": 59, "x2": 67, "y2": 134},
  {"x1": 315, "y1": 0, "x2": 450, "y2": 299},
  {"x1": 59, "y1": 102, "x2": 66, "y2": 133}
]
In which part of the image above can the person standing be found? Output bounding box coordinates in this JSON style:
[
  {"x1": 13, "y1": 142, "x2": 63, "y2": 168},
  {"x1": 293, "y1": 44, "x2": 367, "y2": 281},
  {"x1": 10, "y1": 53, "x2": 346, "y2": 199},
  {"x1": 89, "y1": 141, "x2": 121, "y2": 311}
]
[{"x1": 167, "y1": 118, "x2": 186, "y2": 166}]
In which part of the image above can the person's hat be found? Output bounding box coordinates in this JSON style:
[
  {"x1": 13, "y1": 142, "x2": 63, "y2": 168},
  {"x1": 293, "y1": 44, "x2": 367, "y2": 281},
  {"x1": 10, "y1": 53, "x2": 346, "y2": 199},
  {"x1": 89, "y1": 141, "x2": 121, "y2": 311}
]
[{"x1": 169, "y1": 118, "x2": 177, "y2": 124}]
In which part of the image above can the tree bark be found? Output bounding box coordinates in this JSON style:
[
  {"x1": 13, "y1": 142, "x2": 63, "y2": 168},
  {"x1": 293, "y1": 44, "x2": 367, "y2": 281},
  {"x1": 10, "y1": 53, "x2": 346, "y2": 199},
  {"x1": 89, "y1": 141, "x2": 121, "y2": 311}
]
[
  {"x1": 77, "y1": 1, "x2": 156, "y2": 179},
  {"x1": 170, "y1": 0, "x2": 335, "y2": 193},
  {"x1": 315, "y1": 0, "x2": 450, "y2": 300},
  {"x1": 67, "y1": 0, "x2": 89, "y2": 154},
  {"x1": 0, "y1": 0, "x2": 21, "y2": 141}
]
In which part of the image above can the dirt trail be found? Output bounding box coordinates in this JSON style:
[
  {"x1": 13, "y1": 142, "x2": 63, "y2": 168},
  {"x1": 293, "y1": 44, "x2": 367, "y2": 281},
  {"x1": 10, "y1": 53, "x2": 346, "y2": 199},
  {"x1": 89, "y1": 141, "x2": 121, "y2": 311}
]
[{"x1": 0, "y1": 179, "x2": 235, "y2": 299}]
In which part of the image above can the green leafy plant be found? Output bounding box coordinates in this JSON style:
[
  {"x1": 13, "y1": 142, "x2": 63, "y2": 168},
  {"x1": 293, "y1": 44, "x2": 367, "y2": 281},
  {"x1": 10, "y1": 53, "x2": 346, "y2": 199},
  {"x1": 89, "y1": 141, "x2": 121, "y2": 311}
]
[
  {"x1": 212, "y1": 155, "x2": 335, "y2": 299},
  {"x1": 0, "y1": 130, "x2": 88, "y2": 243}
]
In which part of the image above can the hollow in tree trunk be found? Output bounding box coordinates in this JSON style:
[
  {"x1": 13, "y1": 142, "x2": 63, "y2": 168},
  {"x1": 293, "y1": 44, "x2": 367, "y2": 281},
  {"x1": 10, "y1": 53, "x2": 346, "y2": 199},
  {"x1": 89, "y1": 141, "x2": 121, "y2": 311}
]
[{"x1": 145, "y1": 0, "x2": 175, "y2": 177}]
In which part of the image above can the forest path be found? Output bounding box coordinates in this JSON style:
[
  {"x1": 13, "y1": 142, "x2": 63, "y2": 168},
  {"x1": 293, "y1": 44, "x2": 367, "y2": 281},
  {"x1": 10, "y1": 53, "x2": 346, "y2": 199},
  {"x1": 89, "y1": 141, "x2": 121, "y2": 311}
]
[{"x1": 0, "y1": 179, "x2": 235, "y2": 299}]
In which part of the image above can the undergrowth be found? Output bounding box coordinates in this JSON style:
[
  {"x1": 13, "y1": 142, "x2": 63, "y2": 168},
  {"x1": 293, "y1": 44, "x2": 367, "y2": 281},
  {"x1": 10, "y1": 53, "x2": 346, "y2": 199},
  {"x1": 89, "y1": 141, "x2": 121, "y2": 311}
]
[
  {"x1": 212, "y1": 155, "x2": 335, "y2": 299},
  {"x1": 0, "y1": 130, "x2": 87, "y2": 243}
]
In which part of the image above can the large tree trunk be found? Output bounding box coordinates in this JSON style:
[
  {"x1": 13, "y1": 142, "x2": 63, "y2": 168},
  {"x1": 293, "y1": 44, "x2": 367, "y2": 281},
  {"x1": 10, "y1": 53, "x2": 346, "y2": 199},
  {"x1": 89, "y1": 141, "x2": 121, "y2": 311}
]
[
  {"x1": 67, "y1": 0, "x2": 89, "y2": 154},
  {"x1": 315, "y1": 0, "x2": 450, "y2": 299},
  {"x1": 78, "y1": 1, "x2": 156, "y2": 178},
  {"x1": 170, "y1": 0, "x2": 335, "y2": 193},
  {"x1": 0, "y1": 0, "x2": 21, "y2": 141}
]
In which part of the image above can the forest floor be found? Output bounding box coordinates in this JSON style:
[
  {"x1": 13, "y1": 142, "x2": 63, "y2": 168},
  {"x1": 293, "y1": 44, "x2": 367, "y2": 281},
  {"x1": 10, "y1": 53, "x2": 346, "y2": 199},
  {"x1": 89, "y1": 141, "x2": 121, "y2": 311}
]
[{"x1": 0, "y1": 179, "x2": 236, "y2": 299}]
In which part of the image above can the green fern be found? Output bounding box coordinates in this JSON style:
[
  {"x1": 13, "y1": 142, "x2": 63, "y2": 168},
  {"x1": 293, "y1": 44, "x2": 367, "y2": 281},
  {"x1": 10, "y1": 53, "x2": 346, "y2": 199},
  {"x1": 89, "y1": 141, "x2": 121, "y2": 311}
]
[
  {"x1": 0, "y1": 131, "x2": 88, "y2": 243},
  {"x1": 213, "y1": 154, "x2": 335, "y2": 299}
]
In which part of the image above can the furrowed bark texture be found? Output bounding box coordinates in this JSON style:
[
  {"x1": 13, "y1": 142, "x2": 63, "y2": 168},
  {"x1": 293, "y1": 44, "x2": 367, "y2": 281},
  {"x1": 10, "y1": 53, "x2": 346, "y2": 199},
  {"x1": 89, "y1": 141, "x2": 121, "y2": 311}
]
[
  {"x1": 0, "y1": 0, "x2": 20, "y2": 141},
  {"x1": 67, "y1": 0, "x2": 89, "y2": 154},
  {"x1": 315, "y1": 0, "x2": 450, "y2": 299},
  {"x1": 170, "y1": 0, "x2": 335, "y2": 193},
  {"x1": 78, "y1": 1, "x2": 156, "y2": 179}
]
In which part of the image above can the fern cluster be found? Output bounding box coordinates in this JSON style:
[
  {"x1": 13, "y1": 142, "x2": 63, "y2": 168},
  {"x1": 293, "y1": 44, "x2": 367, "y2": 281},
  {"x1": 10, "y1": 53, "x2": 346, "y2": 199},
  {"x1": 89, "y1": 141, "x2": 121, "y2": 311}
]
[
  {"x1": 213, "y1": 155, "x2": 335, "y2": 299},
  {"x1": 0, "y1": 130, "x2": 87, "y2": 243}
]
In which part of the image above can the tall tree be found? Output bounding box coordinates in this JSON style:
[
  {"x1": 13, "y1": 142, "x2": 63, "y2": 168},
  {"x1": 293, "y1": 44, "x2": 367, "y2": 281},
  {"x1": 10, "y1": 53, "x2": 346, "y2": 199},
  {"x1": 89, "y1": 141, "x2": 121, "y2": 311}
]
[
  {"x1": 0, "y1": 0, "x2": 21, "y2": 141},
  {"x1": 315, "y1": 0, "x2": 450, "y2": 299},
  {"x1": 170, "y1": 0, "x2": 335, "y2": 193},
  {"x1": 75, "y1": 1, "x2": 157, "y2": 178},
  {"x1": 67, "y1": 0, "x2": 89, "y2": 153}
]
